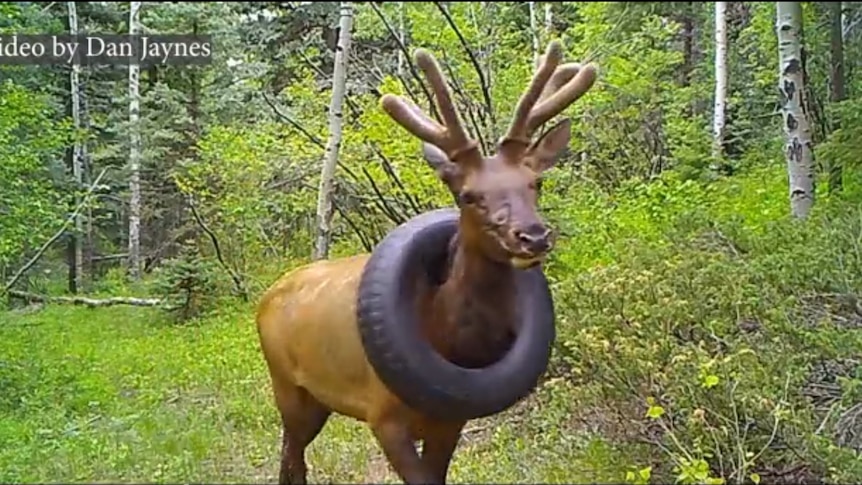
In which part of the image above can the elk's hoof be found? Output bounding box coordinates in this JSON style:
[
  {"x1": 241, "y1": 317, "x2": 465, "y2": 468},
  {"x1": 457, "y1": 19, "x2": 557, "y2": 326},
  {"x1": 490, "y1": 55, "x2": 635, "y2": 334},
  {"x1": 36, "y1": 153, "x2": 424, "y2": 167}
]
[{"x1": 356, "y1": 208, "x2": 556, "y2": 421}]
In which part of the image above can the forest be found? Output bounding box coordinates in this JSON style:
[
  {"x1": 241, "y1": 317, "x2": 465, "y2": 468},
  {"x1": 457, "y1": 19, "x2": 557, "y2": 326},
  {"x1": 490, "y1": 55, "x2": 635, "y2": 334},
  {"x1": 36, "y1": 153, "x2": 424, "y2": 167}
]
[{"x1": 1, "y1": 1, "x2": 861, "y2": 484}]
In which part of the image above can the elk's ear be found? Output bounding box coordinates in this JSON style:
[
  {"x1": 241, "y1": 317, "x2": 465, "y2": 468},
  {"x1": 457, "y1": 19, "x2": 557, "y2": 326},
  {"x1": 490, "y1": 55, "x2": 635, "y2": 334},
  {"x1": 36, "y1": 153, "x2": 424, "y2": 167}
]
[
  {"x1": 422, "y1": 142, "x2": 464, "y2": 195},
  {"x1": 526, "y1": 118, "x2": 572, "y2": 173}
]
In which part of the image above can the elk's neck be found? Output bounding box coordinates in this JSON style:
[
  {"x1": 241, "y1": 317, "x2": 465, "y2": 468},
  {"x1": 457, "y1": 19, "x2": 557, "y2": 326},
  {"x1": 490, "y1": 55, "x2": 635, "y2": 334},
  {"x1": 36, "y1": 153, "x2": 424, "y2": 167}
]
[
  {"x1": 429, "y1": 232, "x2": 519, "y2": 368},
  {"x1": 446, "y1": 238, "x2": 516, "y2": 300}
]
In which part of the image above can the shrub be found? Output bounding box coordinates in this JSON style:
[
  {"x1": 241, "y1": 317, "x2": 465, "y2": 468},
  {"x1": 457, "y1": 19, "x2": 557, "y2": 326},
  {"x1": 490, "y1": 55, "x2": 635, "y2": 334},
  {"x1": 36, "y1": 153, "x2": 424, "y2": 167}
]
[
  {"x1": 151, "y1": 241, "x2": 224, "y2": 323},
  {"x1": 547, "y1": 165, "x2": 862, "y2": 483}
]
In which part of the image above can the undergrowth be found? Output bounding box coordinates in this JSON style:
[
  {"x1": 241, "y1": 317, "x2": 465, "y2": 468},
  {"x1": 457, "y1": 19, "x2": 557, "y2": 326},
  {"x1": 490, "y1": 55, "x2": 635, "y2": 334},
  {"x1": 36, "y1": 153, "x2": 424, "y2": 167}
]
[{"x1": 1, "y1": 162, "x2": 861, "y2": 483}]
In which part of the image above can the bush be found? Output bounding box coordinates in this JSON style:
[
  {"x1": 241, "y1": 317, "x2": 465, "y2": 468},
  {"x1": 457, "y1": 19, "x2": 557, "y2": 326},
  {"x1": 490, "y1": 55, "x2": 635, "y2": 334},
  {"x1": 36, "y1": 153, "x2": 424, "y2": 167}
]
[{"x1": 546, "y1": 165, "x2": 862, "y2": 484}]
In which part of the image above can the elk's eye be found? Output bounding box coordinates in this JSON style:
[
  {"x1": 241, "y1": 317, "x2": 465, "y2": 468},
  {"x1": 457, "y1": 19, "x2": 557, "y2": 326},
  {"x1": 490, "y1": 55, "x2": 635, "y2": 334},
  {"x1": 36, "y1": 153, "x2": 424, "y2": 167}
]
[
  {"x1": 491, "y1": 206, "x2": 510, "y2": 225},
  {"x1": 459, "y1": 190, "x2": 481, "y2": 205}
]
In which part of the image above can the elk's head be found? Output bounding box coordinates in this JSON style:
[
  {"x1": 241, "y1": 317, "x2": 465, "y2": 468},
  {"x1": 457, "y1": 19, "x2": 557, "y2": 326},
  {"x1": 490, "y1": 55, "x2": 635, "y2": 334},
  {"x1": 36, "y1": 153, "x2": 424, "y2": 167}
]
[{"x1": 381, "y1": 41, "x2": 597, "y2": 269}]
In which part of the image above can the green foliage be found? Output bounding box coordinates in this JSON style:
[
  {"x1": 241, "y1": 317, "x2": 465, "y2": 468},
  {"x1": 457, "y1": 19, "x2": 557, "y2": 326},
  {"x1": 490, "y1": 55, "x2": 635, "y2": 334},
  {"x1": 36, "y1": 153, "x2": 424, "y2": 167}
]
[
  {"x1": 816, "y1": 97, "x2": 862, "y2": 179},
  {"x1": 151, "y1": 241, "x2": 223, "y2": 323},
  {"x1": 0, "y1": 80, "x2": 71, "y2": 270},
  {"x1": 174, "y1": 122, "x2": 318, "y2": 277},
  {"x1": 550, "y1": 166, "x2": 862, "y2": 483},
  {"x1": 559, "y1": 2, "x2": 707, "y2": 186}
]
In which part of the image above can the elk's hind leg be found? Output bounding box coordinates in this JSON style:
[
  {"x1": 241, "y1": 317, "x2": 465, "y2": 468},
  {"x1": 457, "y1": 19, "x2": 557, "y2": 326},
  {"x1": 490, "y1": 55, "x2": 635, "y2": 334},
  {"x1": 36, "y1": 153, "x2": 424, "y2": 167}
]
[{"x1": 274, "y1": 381, "x2": 331, "y2": 485}]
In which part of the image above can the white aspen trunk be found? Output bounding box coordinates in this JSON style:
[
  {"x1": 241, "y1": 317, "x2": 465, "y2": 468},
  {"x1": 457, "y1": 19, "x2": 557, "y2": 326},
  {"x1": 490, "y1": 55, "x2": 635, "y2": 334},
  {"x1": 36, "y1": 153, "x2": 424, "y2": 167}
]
[
  {"x1": 313, "y1": 2, "x2": 353, "y2": 260},
  {"x1": 712, "y1": 1, "x2": 728, "y2": 161},
  {"x1": 544, "y1": 3, "x2": 553, "y2": 40},
  {"x1": 776, "y1": 1, "x2": 816, "y2": 218},
  {"x1": 529, "y1": 2, "x2": 540, "y2": 67},
  {"x1": 128, "y1": 1, "x2": 142, "y2": 278},
  {"x1": 397, "y1": 2, "x2": 405, "y2": 77},
  {"x1": 68, "y1": 1, "x2": 83, "y2": 292}
]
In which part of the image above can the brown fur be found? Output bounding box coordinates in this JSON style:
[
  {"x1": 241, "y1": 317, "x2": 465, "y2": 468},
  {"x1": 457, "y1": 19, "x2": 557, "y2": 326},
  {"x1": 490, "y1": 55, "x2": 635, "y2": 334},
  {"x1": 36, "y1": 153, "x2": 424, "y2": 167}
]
[{"x1": 256, "y1": 41, "x2": 597, "y2": 484}]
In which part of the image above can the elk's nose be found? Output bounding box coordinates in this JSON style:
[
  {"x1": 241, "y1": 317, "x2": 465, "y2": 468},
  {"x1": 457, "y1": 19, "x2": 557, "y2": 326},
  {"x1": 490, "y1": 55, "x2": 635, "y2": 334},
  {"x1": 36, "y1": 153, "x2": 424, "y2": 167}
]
[{"x1": 513, "y1": 223, "x2": 552, "y2": 253}]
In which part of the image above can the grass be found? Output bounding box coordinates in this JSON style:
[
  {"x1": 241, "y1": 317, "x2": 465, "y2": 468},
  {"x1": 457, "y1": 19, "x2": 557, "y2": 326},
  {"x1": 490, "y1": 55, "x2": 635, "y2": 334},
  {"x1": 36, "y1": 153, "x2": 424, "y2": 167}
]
[{"x1": 0, "y1": 301, "x2": 626, "y2": 484}]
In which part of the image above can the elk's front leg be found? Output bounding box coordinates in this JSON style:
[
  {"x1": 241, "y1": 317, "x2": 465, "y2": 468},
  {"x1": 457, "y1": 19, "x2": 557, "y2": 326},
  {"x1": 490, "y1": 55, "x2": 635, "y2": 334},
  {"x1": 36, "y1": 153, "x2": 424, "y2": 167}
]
[
  {"x1": 370, "y1": 414, "x2": 436, "y2": 484},
  {"x1": 420, "y1": 421, "x2": 464, "y2": 484}
]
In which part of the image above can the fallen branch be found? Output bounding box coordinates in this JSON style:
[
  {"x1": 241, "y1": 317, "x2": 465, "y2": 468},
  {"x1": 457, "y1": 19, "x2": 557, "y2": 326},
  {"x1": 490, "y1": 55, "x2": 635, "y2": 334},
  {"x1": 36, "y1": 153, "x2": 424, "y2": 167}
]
[
  {"x1": 91, "y1": 253, "x2": 129, "y2": 263},
  {"x1": 8, "y1": 290, "x2": 161, "y2": 308},
  {"x1": 3, "y1": 167, "x2": 109, "y2": 295}
]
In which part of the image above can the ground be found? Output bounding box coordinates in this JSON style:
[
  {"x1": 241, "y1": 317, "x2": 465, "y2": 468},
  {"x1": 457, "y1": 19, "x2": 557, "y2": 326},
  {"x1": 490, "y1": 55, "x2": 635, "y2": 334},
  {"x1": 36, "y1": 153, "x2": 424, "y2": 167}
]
[
  {"x1": 4, "y1": 166, "x2": 861, "y2": 483},
  {"x1": 0, "y1": 302, "x2": 625, "y2": 484}
]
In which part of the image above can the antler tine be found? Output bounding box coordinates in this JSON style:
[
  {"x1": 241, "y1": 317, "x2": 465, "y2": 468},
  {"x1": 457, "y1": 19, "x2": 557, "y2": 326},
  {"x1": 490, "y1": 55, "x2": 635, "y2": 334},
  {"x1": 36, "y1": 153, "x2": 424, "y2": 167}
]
[
  {"x1": 381, "y1": 48, "x2": 479, "y2": 163},
  {"x1": 502, "y1": 41, "x2": 563, "y2": 146},
  {"x1": 526, "y1": 62, "x2": 598, "y2": 133},
  {"x1": 380, "y1": 94, "x2": 448, "y2": 147},
  {"x1": 538, "y1": 63, "x2": 582, "y2": 105},
  {"x1": 413, "y1": 49, "x2": 474, "y2": 154}
]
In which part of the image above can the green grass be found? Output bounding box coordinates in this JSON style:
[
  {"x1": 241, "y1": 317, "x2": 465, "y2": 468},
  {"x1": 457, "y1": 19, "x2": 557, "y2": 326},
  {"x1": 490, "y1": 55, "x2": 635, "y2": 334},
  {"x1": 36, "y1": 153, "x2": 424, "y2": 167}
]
[{"x1": 0, "y1": 302, "x2": 626, "y2": 484}]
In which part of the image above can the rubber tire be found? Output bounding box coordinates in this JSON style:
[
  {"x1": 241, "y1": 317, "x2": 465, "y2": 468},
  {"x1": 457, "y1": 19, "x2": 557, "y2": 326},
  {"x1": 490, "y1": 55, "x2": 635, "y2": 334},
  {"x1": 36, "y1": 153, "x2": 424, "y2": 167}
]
[{"x1": 356, "y1": 208, "x2": 556, "y2": 422}]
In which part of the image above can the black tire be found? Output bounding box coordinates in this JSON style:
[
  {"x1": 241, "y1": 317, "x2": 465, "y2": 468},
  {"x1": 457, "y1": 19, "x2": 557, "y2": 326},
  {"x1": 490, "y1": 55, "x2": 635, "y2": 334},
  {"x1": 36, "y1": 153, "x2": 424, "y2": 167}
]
[{"x1": 356, "y1": 208, "x2": 556, "y2": 422}]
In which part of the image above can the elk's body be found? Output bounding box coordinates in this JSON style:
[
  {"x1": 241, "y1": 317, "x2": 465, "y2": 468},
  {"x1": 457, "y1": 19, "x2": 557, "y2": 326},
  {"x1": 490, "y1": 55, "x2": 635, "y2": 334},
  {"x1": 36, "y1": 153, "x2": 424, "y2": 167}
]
[
  {"x1": 257, "y1": 229, "x2": 523, "y2": 484},
  {"x1": 257, "y1": 254, "x2": 375, "y2": 423},
  {"x1": 256, "y1": 41, "x2": 597, "y2": 484}
]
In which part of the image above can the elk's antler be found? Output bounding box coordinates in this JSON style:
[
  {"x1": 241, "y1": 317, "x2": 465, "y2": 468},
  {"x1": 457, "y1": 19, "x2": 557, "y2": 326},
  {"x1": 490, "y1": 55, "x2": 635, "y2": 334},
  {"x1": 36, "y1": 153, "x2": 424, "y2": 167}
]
[
  {"x1": 380, "y1": 50, "x2": 481, "y2": 166},
  {"x1": 501, "y1": 40, "x2": 598, "y2": 149}
]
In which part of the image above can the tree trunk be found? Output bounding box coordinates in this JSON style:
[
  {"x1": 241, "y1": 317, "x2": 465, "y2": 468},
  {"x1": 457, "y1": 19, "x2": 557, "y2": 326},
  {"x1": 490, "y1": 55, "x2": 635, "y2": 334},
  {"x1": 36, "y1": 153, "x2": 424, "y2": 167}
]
[
  {"x1": 713, "y1": 1, "x2": 728, "y2": 162},
  {"x1": 313, "y1": 2, "x2": 354, "y2": 261},
  {"x1": 777, "y1": 1, "x2": 816, "y2": 219},
  {"x1": 680, "y1": 3, "x2": 694, "y2": 88},
  {"x1": 828, "y1": 1, "x2": 845, "y2": 193},
  {"x1": 67, "y1": 1, "x2": 84, "y2": 293},
  {"x1": 397, "y1": 2, "x2": 405, "y2": 78},
  {"x1": 529, "y1": 2, "x2": 540, "y2": 67},
  {"x1": 128, "y1": 1, "x2": 143, "y2": 278},
  {"x1": 544, "y1": 2, "x2": 553, "y2": 37}
]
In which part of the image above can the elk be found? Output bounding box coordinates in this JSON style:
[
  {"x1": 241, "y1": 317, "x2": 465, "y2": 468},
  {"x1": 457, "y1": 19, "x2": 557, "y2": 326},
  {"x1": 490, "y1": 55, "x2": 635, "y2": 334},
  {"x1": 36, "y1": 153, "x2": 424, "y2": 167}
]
[{"x1": 255, "y1": 40, "x2": 597, "y2": 484}]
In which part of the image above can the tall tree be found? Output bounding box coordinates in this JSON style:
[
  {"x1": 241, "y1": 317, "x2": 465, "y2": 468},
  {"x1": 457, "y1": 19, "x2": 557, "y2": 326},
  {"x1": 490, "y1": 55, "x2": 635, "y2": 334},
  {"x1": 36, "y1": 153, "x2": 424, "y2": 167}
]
[
  {"x1": 67, "y1": 1, "x2": 84, "y2": 293},
  {"x1": 128, "y1": 1, "x2": 143, "y2": 278},
  {"x1": 679, "y1": 3, "x2": 695, "y2": 89},
  {"x1": 313, "y1": 2, "x2": 354, "y2": 260},
  {"x1": 776, "y1": 1, "x2": 816, "y2": 219},
  {"x1": 828, "y1": 0, "x2": 846, "y2": 193},
  {"x1": 713, "y1": 1, "x2": 728, "y2": 162}
]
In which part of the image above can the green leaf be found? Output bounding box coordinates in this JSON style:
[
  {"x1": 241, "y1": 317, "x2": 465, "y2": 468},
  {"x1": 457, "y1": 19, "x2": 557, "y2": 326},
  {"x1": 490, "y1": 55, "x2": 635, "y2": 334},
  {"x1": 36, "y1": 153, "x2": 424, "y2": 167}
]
[
  {"x1": 702, "y1": 374, "x2": 720, "y2": 388},
  {"x1": 646, "y1": 405, "x2": 665, "y2": 419},
  {"x1": 639, "y1": 466, "x2": 652, "y2": 480}
]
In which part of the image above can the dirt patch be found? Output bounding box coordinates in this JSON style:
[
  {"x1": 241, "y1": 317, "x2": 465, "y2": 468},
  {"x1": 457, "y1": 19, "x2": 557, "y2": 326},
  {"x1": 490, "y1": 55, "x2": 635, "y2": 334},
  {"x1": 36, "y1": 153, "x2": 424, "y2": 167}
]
[
  {"x1": 363, "y1": 450, "x2": 395, "y2": 483},
  {"x1": 796, "y1": 292, "x2": 862, "y2": 329}
]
